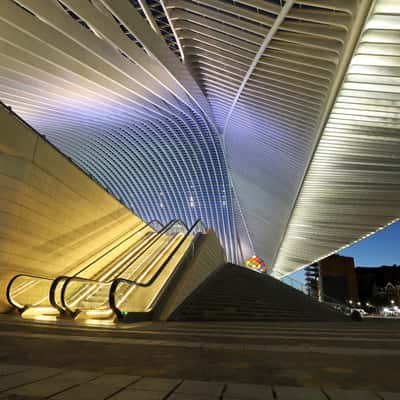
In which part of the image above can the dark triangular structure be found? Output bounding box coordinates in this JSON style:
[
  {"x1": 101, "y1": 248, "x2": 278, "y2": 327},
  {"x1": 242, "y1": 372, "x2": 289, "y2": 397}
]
[{"x1": 170, "y1": 264, "x2": 348, "y2": 322}]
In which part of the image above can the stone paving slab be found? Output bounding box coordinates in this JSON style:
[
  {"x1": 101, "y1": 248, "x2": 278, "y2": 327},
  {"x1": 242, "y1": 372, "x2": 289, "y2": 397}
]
[
  {"x1": 275, "y1": 385, "x2": 328, "y2": 400},
  {"x1": 0, "y1": 364, "x2": 30, "y2": 377},
  {"x1": 0, "y1": 364, "x2": 398, "y2": 400},
  {"x1": 175, "y1": 380, "x2": 224, "y2": 397},
  {"x1": 129, "y1": 377, "x2": 181, "y2": 392},
  {"x1": 224, "y1": 383, "x2": 274, "y2": 399},
  {"x1": 0, "y1": 367, "x2": 61, "y2": 393},
  {"x1": 0, "y1": 395, "x2": 43, "y2": 400},
  {"x1": 168, "y1": 394, "x2": 212, "y2": 400},
  {"x1": 110, "y1": 389, "x2": 167, "y2": 399},
  {"x1": 6, "y1": 369, "x2": 101, "y2": 398},
  {"x1": 378, "y1": 393, "x2": 400, "y2": 400},
  {"x1": 50, "y1": 374, "x2": 140, "y2": 400},
  {"x1": 324, "y1": 388, "x2": 381, "y2": 400}
]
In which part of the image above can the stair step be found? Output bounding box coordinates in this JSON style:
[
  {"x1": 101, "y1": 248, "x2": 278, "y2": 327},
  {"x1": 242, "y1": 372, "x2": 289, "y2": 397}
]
[{"x1": 170, "y1": 263, "x2": 348, "y2": 322}]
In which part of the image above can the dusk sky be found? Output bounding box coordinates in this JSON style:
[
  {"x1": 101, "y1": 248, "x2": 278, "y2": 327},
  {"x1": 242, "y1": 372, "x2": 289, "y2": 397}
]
[
  {"x1": 289, "y1": 220, "x2": 400, "y2": 282},
  {"x1": 340, "y1": 220, "x2": 400, "y2": 267}
]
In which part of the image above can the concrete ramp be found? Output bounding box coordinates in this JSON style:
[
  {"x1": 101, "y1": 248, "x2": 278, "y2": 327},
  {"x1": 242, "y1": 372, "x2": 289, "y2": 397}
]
[{"x1": 170, "y1": 264, "x2": 348, "y2": 322}]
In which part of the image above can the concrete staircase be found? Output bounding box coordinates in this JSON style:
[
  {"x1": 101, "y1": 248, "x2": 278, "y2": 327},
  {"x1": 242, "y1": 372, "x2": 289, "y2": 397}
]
[{"x1": 170, "y1": 264, "x2": 348, "y2": 322}]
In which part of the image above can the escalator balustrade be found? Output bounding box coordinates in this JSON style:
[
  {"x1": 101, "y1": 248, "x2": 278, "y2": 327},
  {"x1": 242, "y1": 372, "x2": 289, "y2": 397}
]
[{"x1": 6, "y1": 219, "x2": 207, "y2": 324}]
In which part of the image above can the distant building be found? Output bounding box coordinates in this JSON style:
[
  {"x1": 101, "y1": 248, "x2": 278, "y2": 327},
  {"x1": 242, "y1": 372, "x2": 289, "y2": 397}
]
[
  {"x1": 356, "y1": 265, "x2": 400, "y2": 305},
  {"x1": 318, "y1": 254, "x2": 358, "y2": 303},
  {"x1": 311, "y1": 258, "x2": 400, "y2": 306},
  {"x1": 377, "y1": 282, "x2": 400, "y2": 305},
  {"x1": 304, "y1": 263, "x2": 319, "y2": 298}
]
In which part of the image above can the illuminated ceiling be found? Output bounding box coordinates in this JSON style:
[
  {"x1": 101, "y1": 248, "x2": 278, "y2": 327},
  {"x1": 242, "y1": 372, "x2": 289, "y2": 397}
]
[{"x1": 0, "y1": 0, "x2": 399, "y2": 276}]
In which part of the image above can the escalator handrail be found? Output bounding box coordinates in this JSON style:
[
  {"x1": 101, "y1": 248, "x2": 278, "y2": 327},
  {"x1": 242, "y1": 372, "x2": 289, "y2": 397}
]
[
  {"x1": 57, "y1": 219, "x2": 187, "y2": 286},
  {"x1": 63, "y1": 219, "x2": 163, "y2": 279},
  {"x1": 109, "y1": 219, "x2": 206, "y2": 318},
  {"x1": 59, "y1": 219, "x2": 190, "y2": 314},
  {"x1": 49, "y1": 219, "x2": 163, "y2": 312},
  {"x1": 141, "y1": 231, "x2": 205, "y2": 317},
  {"x1": 6, "y1": 219, "x2": 163, "y2": 311},
  {"x1": 6, "y1": 273, "x2": 53, "y2": 311},
  {"x1": 59, "y1": 219, "x2": 188, "y2": 285}
]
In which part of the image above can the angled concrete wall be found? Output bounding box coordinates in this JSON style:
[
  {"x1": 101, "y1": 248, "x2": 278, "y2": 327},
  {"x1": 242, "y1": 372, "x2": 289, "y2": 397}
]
[
  {"x1": 155, "y1": 230, "x2": 226, "y2": 321},
  {"x1": 0, "y1": 105, "x2": 144, "y2": 311}
]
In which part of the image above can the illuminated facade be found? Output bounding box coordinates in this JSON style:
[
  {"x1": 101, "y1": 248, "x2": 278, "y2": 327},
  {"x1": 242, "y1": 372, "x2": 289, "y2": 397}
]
[{"x1": 0, "y1": 0, "x2": 399, "y2": 276}]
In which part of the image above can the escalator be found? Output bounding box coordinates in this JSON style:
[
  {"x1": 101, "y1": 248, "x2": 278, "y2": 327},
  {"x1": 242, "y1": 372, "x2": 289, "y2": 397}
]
[
  {"x1": 58, "y1": 220, "x2": 205, "y2": 323},
  {"x1": 7, "y1": 219, "x2": 162, "y2": 320},
  {"x1": 110, "y1": 220, "x2": 206, "y2": 322},
  {"x1": 6, "y1": 219, "x2": 207, "y2": 324}
]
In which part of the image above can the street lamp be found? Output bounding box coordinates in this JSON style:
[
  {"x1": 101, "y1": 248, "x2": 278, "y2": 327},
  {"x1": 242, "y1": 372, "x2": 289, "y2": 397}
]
[{"x1": 390, "y1": 300, "x2": 395, "y2": 305}]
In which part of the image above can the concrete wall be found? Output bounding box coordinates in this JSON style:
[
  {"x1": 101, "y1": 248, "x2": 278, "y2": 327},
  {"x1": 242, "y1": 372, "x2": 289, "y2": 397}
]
[
  {"x1": 0, "y1": 104, "x2": 144, "y2": 311},
  {"x1": 155, "y1": 230, "x2": 226, "y2": 321}
]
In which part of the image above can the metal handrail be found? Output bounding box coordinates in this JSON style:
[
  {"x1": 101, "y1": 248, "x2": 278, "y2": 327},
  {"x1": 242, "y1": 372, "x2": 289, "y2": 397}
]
[
  {"x1": 60, "y1": 219, "x2": 190, "y2": 314},
  {"x1": 276, "y1": 271, "x2": 353, "y2": 315},
  {"x1": 6, "y1": 273, "x2": 53, "y2": 311},
  {"x1": 49, "y1": 219, "x2": 163, "y2": 312},
  {"x1": 66, "y1": 219, "x2": 162, "y2": 279},
  {"x1": 6, "y1": 219, "x2": 162, "y2": 312},
  {"x1": 283, "y1": 276, "x2": 307, "y2": 294},
  {"x1": 144, "y1": 231, "x2": 205, "y2": 316},
  {"x1": 109, "y1": 219, "x2": 206, "y2": 320}
]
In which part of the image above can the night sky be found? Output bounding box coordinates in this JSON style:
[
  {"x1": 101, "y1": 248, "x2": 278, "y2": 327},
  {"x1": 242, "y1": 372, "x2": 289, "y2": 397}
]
[
  {"x1": 289, "y1": 220, "x2": 400, "y2": 282},
  {"x1": 340, "y1": 220, "x2": 400, "y2": 267}
]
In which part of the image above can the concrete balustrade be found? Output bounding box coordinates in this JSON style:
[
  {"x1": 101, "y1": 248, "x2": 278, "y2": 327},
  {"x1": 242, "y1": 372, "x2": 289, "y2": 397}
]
[{"x1": 155, "y1": 230, "x2": 226, "y2": 321}]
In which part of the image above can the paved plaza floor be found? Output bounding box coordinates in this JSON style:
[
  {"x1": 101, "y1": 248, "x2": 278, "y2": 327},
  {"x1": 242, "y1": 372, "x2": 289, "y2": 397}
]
[
  {"x1": 0, "y1": 315, "x2": 400, "y2": 399},
  {"x1": 0, "y1": 364, "x2": 399, "y2": 400}
]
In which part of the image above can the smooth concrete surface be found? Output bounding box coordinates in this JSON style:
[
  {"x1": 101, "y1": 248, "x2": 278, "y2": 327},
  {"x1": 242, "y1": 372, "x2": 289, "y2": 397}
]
[
  {"x1": 0, "y1": 105, "x2": 146, "y2": 311},
  {"x1": 156, "y1": 230, "x2": 226, "y2": 321},
  {"x1": 0, "y1": 315, "x2": 400, "y2": 395},
  {"x1": 116, "y1": 234, "x2": 190, "y2": 314}
]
